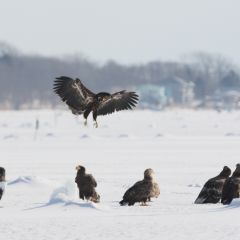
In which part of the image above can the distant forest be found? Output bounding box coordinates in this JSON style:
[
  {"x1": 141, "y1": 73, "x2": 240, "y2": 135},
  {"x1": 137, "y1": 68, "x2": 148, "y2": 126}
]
[{"x1": 0, "y1": 42, "x2": 240, "y2": 110}]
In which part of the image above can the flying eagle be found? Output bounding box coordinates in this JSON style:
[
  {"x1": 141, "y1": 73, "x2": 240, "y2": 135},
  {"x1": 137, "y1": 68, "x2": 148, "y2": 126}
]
[
  {"x1": 221, "y1": 164, "x2": 240, "y2": 205},
  {"x1": 75, "y1": 165, "x2": 100, "y2": 203},
  {"x1": 53, "y1": 76, "x2": 139, "y2": 127},
  {"x1": 0, "y1": 167, "x2": 6, "y2": 201},
  {"x1": 194, "y1": 166, "x2": 231, "y2": 204},
  {"x1": 119, "y1": 168, "x2": 159, "y2": 206}
]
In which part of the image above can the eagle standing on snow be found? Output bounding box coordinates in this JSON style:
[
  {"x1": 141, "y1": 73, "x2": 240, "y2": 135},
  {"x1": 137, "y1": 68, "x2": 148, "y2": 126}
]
[
  {"x1": 194, "y1": 166, "x2": 231, "y2": 204},
  {"x1": 0, "y1": 167, "x2": 6, "y2": 201},
  {"x1": 53, "y1": 76, "x2": 139, "y2": 127},
  {"x1": 75, "y1": 165, "x2": 100, "y2": 203},
  {"x1": 221, "y1": 164, "x2": 240, "y2": 205},
  {"x1": 119, "y1": 168, "x2": 160, "y2": 206}
]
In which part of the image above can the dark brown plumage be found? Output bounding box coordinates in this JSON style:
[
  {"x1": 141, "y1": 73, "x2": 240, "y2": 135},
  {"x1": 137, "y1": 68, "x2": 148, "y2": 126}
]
[
  {"x1": 75, "y1": 165, "x2": 100, "y2": 203},
  {"x1": 119, "y1": 169, "x2": 159, "y2": 206},
  {"x1": 53, "y1": 76, "x2": 139, "y2": 127},
  {"x1": 221, "y1": 164, "x2": 240, "y2": 205},
  {"x1": 194, "y1": 166, "x2": 231, "y2": 204},
  {"x1": 0, "y1": 167, "x2": 6, "y2": 200}
]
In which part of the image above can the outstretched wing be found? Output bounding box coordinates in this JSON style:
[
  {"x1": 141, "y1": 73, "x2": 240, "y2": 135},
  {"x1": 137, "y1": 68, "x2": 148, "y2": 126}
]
[
  {"x1": 53, "y1": 76, "x2": 95, "y2": 114},
  {"x1": 97, "y1": 91, "x2": 139, "y2": 116}
]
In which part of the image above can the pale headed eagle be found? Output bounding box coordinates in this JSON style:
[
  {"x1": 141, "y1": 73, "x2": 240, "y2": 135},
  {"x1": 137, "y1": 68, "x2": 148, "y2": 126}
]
[{"x1": 119, "y1": 168, "x2": 160, "y2": 206}]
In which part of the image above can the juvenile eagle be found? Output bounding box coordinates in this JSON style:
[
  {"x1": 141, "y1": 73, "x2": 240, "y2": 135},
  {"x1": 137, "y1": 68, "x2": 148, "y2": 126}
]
[
  {"x1": 221, "y1": 164, "x2": 240, "y2": 205},
  {"x1": 75, "y1": 165, "x2": 100, "y2": 203},
  {"x1": 194, "y1": 166, "x2": 231, "y2": 204},
  {"x1": 53, "y1": 76, "x2": 139, "y2": 127},
  {"x1": 119, "y1": 168, "x2": 159, "y2": 206},
  {"x1": 0, "y1": 167, "x2": 6, "y2": 200}
]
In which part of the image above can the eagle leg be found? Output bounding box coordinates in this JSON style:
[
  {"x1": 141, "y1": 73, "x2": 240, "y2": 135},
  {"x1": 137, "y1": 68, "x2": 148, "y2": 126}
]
[
  {"x1": 92, "y1": 110, "x2": 98, "y2": 128},
  {"x1": 83, "y1": 107, "x2": 92, "y2": 127},
  {"x1": 94, "y1": 121, "x2": 99, "y2": 128},
  {"x1": 140, "y1": 201, "x2": 148, "y2": 206}
]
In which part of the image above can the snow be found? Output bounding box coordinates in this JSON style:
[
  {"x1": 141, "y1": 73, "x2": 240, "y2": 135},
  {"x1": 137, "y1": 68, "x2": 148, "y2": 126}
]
[{"x1": 0, "y1": 109, "x2": 240, "y2": 240}]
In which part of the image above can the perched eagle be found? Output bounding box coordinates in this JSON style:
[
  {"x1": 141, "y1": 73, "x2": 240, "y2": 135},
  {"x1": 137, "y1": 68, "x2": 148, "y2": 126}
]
[
  {"x1": 0, "y1": 167, "x2": 6, "y2": 201},
  {"x1": 53, "y1": 76, "x2": 139, "y2": 127},
  {"x1": 119, "y1": 168, "x2": 159, "y2": 206},
  {"x1": 221, "y1": 164, "x2": 240, "y2": 205},
  {"x1": 194, "y1": 166, "x2": 231, "y2": 204},
  {"x1": 75, "y1": 165, "x2": 100, "y2": 203}
]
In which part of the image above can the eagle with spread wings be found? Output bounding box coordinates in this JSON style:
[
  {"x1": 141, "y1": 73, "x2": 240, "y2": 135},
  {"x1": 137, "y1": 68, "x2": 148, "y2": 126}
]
[{"x1": 53, "y1": 76, "x2": 139, "y2": 127}]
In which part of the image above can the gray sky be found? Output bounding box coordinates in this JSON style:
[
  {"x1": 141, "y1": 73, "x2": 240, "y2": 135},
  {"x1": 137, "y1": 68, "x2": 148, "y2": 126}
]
[{"x1": 0, "y1": 0, "x2": 239, "y2": 64}]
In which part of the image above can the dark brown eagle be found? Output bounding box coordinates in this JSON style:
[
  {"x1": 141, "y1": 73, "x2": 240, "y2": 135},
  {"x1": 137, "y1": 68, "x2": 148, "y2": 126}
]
[
  {"x1": 75, "y1": 165, "x2": 100, "y2": 203},
  {"x1": 221, "y1": 164, "x2": 240, "y2": 205},
  {"x1": 53, "y1": 76, "x2": 139, "y2": 127},
  {"x1": 119, "y1": 168, "x2": 159, "y2": 206},
  {"x1": 194, "y1": 166, "x2": 231, "y2": 204},
  {"x1": 0, "y1": 167, "x2": 6, "y2": 201}
]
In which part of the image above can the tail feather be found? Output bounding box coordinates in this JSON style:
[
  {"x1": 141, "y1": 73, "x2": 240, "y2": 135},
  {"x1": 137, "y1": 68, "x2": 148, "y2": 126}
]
[
  {"x1": 194, "y1": 190, "x2": 208, "y2": 204},
  {"x1": 194, "y1": 197, "x2": 206, "y2": 204},
  {"x1": 119, "y1": 200, "x2": 127, "y2": 206}
]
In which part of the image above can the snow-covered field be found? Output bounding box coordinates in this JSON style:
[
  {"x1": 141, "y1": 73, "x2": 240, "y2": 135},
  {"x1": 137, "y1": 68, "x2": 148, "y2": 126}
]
[{"x1": 1, "y1": 109, "x2": 240, "y2": 240}]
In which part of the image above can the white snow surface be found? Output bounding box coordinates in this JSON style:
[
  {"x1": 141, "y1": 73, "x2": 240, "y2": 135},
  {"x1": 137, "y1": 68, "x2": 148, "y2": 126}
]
[{"x1": 1, "y1": 109, "x2": 240, "y2": 240}]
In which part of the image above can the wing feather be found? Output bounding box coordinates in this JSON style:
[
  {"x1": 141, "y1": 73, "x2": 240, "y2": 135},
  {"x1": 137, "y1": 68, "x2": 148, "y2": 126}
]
[
  {"x1": 97, "y1": 91, "x2": 139, "y2": 116},
  {"x1": 53, "y1": 76, "x2": 95, "y2": 114},
  {"x1": 123, "y1": 180, "x2": 152, "y2": 203},
  {"x1": 194, "y1": 178, "x2": 224, "y2": 204}
]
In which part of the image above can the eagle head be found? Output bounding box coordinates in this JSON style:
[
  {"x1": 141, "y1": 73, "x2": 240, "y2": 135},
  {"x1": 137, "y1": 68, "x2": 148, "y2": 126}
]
[
  {"x1": 144, "y1": 168, "x2": 155, "y2": 181},
  {"x1": 75, "y1": 165, "x2": 86, "y2": 174},
  {"x1": 220, "y1": 166, "x2": 231, "y2": 178}
]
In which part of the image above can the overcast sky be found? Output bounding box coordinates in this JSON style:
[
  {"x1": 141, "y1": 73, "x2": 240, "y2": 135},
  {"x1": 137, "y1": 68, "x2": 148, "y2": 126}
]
[{"x1": 0, "y1": 0, "x2": 239, "y2": 64}]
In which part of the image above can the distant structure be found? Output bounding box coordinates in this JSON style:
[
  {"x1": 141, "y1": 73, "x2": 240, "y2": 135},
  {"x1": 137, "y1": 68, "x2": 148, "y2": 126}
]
[
  {"x1": 138, "y1": 78, "x2": 195, "y2": 109},
  {"x1": 33, "y1": 118, "x2": 39, "y2": 140}
]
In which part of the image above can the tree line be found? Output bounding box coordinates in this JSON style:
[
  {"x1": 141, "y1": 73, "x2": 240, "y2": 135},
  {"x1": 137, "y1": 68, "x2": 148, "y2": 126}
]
[{"x1": 0, "y1": 42, "x2": 239, "y2": 109}]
